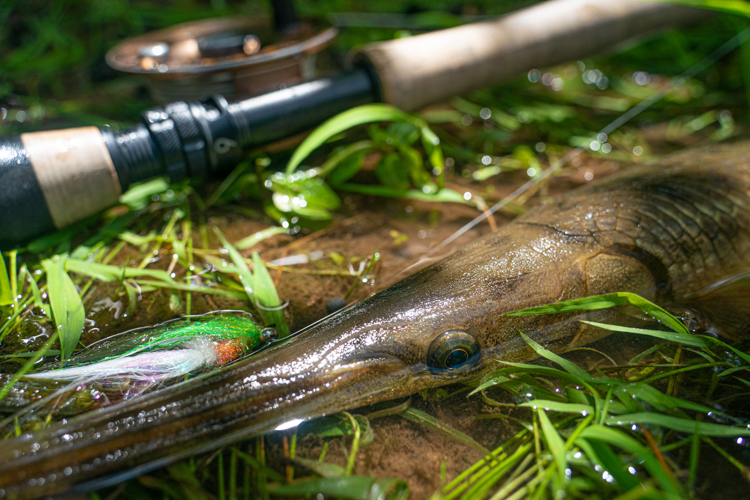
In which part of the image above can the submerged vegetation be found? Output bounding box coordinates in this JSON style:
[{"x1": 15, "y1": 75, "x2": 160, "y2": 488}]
[{"x1": 2, "y1": 0, "x2": 750, "y2": 498}]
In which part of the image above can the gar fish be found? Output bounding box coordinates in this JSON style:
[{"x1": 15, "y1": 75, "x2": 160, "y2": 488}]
[{"x1": 1, "y1": 142, "x2": 749, "y2": 499}]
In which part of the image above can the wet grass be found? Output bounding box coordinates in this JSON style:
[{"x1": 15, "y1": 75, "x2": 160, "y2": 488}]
[{"x1": 2, "y1": 0, "x2": 750, "y2": 498}]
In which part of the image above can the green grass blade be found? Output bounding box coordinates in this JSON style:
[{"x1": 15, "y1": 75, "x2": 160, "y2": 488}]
[
  {"x1": 119, "y1": 177, "x2": 170, "y2": 208},
  {"x1": 132, "y1": 280, "x2": 247, "y2": 301},
  {"x1": 506, "y1": 292, "x2": 689, "y2": 335},
  {"x1": 702, "y1": 335, "x2": 750, "y2": 366},
  {"x1": 518, "y1": 401, "x2": 594, "y2": 415},
  {"x1": 285, "y1": 104, "x2": 413, "y2": 175},
  {"x1": 271, "y1": 476, "x2": 374, "y2": 500},
  {"x1": 42, "y1": 257, "x2": 85, "y2": 359},
  {"x1": 252, "y1": 252, "x2": 289, "y2": 338},
  {"x1": 400, "y1": 408, "x2": 490, "y2": 456},
  {"x1": 66, "y1": 259, "x2": 175, "y2": 283},
  {"x1": 582, "y1": 321, "x2": 707, "y2": 347},
  {"x1": 579, "y1": 426, "x2": 680, "y2": 495},
  {"x1": 537, "y1": 409, "x2": 567, "y2": 484},
  {"x1": 214, "y1": 229, "x2": 255, "y2": 303},
  {"x1": 292, "y1": 457, "x2": 345, "y2": 478},
  {"x1": 235, "y1": 226, "x2": 288, "y2": 250},
  {"x1": 0, "y1": 252, "x2": 12, "y2": 306},
  {"x1": 605, "y1": 413, "x2": 750, "y2": 436},
  {"x1": 519, "y1": 332, "x2": 592, "y2": 380}
]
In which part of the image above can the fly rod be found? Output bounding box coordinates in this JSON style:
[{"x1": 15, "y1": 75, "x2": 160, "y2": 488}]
[{"x1": 0, "y1": 0, "x2": 703, "y2": 248}]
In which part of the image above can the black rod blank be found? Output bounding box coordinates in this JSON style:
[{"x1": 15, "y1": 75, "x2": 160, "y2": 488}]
[{"x1": 0, "y1": 69, "x2": 377, "y2": 249}]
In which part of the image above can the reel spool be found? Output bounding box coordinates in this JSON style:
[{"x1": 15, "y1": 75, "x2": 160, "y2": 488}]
[{"x1": 106, "y1": 17, "x2": 337, "y2": 103}]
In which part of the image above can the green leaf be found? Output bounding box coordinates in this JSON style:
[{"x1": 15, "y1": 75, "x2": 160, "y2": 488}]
[
  {"x1": 285, "y1": 104, "x2": 414, "y2": 175},
  {"x1": 519, "y1": 332, "x2": 592, "y2": 380},
  {"x1": 582, "y1": 321, "x2": 707, "y2": 347},
  {"x1": 252, "y1": 252, "x2": 289, "y2": 337},
  {"x1": 42, "y1": 257, "x2": 85, "y2": 359},
  {"x1": 518, "y1": 401, "x2": 594, "y2": 414},
  {"x1": 119, "y1": 177, "x2": 170, "y2": 209},
  {"x1": 375, "y1": 153, "x2": 411, "y2": 190},
  {"x1": 399, "y1": 408, "x2": 490, "y2": 456},
  {"x1": 293, "y1": 457, "x2": 346, "y2": 478},
  {"x1": 579, "y1": 426, "x2": 681, "y2": 495},
  {"x1": 506, "y1": 292, "x2": 689, "y2": 335},
  {"x1": 235, "y1": 226, "x2": 288, "y2": 250},
  {"x1": 0, "y1": 252, "x2": 12, "y2": 306},
  {"x1": 319, "y1": 140, "x2": 372, "y2": 179},
  {"x1": 605, "y1": 413, "x2": 750, "y2": 436},
  {"x1": 271, "y1": 477, "x2": 408, "y2": 500},
  {"x1": 66, "y1": 259, "x2": 174, "y2": 283},
  {"x1": 213, "y1": 229, "x2": 255, "y2": 303},
  {"x1": 537, "y1": 409, "x2": 567, "y2": 484}
]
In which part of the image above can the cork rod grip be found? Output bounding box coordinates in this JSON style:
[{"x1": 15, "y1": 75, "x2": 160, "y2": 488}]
[
  {"x1": 21, "y1": 127, "x2": 122, "y2": 229},
  {"x1": 355, "y1": 0, "x2": 705, "y2": 111}
]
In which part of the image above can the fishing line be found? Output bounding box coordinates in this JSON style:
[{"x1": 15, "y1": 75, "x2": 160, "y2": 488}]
[{"x1": 428, "y1": 26, "x2": 750, "y2": 259}]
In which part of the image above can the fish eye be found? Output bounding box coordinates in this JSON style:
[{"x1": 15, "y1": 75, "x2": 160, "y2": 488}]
[
  {"x1": 261, "y1": 327, "x2": 278, "y2": 342},
  {"x1": 426, "y1": 330, "x2": 480, "y2": 373}
]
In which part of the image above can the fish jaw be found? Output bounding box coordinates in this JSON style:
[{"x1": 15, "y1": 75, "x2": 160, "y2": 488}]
[{"x1": 0, "y1": 305, "x2": 453, "y2": 500}]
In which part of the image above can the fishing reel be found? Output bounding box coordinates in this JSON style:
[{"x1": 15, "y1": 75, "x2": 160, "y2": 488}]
[{"x1": 106, "y1": 3, "x2": 337, "y2": 102}]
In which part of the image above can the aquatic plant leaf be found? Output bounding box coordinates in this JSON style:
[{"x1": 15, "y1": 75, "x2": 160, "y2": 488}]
[
  {"x1": 519, "y1": 332, "x2": 591, "y2": 380},
  {"x1": 604, "y1": 413, "x2": 750, "y2": 436},
  {"x1": 300, "y1": 414, "x2": 374, "y2": 446},
  {"x1": 537, "y1": 409, "x2": 567, "y2": 484},
  {"x1": 214, "y1": 229, "x2": 255, "y2": 302},
  {"x1": 42, "y1": 257, "x2": 84, "y2": 359},
  {"x1": 132, "y1": 280, "x2": 247, "y2": 301},
  {"x1": 578, "y1": 426, "x2": 681, "y2": 495},
  {"x1": 285, "y1": 104, "x2": 414, "y2": 175},
  {"x1": 581, "y1": 438, "x2": 641, "y2": 491},
  {"x1": 701, "y1": 335, "x2": 750, "y2": 366},
  {"x1": 319, "y1": 140, "x2": 373, "y2": 179},
  {"x1": 293, "y1": 457, "x2": 345, "y2": 478},
  {"x1": 619, "y1": 383, "x2": 721, "y2": 416},
  {"x1": 66, "y1": 259, "x2": 174, "y2": 283},
  {"x1": 506, "y1": 292, "x2": 689, "y2": 335},
  {"x1": 119, "y1": 177, "x2": 170, "y2": 209},
  {"x1": 327, "y1": 148, "x2": 370, "y2": 186},
  {"x1": 369, "y1": 478, "x2": 409, "y2": 500},
  {"x1": 271, "y1": 173, "x2": 341, "y2": 211},
  {"x1": 272, "y1": 476, "x2": 408, "y2": 500},
  {"x1": 471, "y1": 363, "x2": 597, "y2": 396},
  {"x1": 0, "y1": 252, "x2": 12, "y2": 306},
  {"x1": 518, "y1": 401, "x2": 594, "y2": 414},
  {"x1": 581, "y1": 321, "x2": 708, "y2": 347},
  {"x1": 375, "y1": 153, "x2": 411, "y2": 190},
  {"x1": 26, "y1": 269, "x2": 44, "y2": 310},
  {"x1": 252, "y1": 252, "x2": 289, "y2": 338},
  {"x1": 235, "y1": 226, "x2": 288, "y2": 250},
  {"x1": 399, "y1": 408, "x2": 490, "y2": 455}
]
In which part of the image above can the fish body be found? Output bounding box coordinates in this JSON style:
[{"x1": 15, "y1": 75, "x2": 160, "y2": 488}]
[{"x1": 1, "y1": 144, "x2": 750, "y2": 498}]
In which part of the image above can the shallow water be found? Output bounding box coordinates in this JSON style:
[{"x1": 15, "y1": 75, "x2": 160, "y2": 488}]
[{"x1": 4, "y1": 143, "x2": 750, "y2": 499}]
